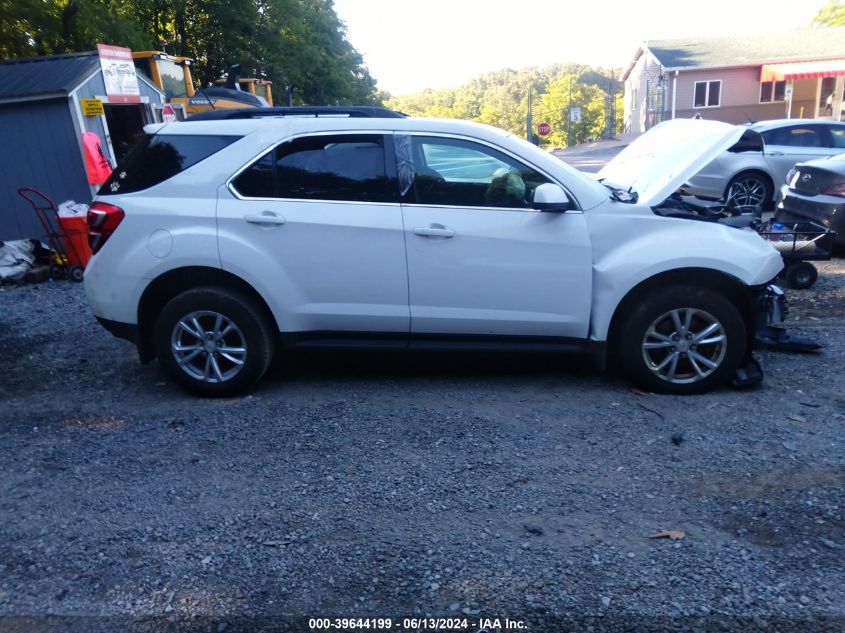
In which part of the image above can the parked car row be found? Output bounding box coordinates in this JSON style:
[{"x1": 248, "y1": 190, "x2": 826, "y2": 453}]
[{"x1": 680, "y1": 119, "x2": 845, "y2": 212}]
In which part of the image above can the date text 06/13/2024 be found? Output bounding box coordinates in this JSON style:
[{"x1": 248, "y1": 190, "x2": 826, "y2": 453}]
[{"x1": 308, "y1": 617, "x2": 527, "y2": 631}]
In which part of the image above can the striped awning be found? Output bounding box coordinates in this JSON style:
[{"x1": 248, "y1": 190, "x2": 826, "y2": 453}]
[{"x1": 760, "y1": 58, "x2": 845, "y2": 82}]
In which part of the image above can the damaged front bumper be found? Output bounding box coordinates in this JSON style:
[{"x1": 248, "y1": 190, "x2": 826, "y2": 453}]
[
  {"x1": 755, "y1": 283, "x2": 822, "y2": 353},
  {"x1": 733, "y1": 283, "x2": 821, "y2": 388},
  {"x1": 732, "y1": 284, "x2": 789, "y2": 389},
  {"x1": 756, "y1": 283, "x2": 787, "y2": 331}
]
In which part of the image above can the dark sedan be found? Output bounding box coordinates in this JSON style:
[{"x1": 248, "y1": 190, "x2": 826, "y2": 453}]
[{"x1": 776, "y1": 153, "x2": 845, "y2": 246}]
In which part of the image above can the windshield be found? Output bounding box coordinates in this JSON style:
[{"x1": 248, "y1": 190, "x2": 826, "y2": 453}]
[{"x1": 158, "y1": 59, "x2": 187, "y2": 99}]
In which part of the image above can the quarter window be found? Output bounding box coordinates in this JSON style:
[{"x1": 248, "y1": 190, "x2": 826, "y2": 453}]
[
  {"x1": 693, "y1": 80, "x2": 721, "y2": 108},
  {"x1": 232, "y1": 134, "x2": 393, "y2": 202},
  {"x1": 827, "y1": 125, "x2": 845, "y2": 149},
  {"x1": 397, "y1": 136, "x2": 552, "y2": 209}
]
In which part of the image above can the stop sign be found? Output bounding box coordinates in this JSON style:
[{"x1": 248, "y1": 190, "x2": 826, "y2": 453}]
[
  {"x1": 162, "y1": 104, "x2": 177, "y2": 123},
  {"x1": 537, "y1": 122, "x2": 551, "y2": 136}
]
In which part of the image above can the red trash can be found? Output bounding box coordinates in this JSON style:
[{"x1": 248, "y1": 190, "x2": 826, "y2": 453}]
[{"x1": 58, "y1": 216, "x2": 93, "y2": 266}]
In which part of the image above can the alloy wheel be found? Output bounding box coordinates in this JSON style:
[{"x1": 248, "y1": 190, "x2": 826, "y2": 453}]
[
  {"x1": 641, "y1": 308, "x2": 727, "y2": 385},
  {"x1": 726, "y1": 176, "x2": 767, "y2": 209},
  {"x1": 170, "y1": 310, "x2": 247, "y2": 383}
]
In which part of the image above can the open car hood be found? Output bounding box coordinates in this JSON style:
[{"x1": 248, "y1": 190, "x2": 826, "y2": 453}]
[{"x1": 596, "y1": 119, "x2": 746, "y2": 207}]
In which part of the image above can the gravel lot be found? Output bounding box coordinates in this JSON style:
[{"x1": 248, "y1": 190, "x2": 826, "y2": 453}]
[{"x1": 1, "y1": 260, "x2": 844, "y2": 632}]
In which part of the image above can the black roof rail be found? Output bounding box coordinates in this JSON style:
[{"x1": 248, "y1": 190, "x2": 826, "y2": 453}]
[{"x1": 185, "y1": 106, "x2": 407, "y2": 122}]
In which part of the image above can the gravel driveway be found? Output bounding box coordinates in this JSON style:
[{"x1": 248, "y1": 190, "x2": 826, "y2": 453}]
[{"x1": 1, "y1": 261, "x2": 844, "y2": 633}]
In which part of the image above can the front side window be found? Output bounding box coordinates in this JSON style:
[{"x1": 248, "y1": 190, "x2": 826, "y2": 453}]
[
  {"x1": 232, "y1": 134, "x2": 392, "y2": 203},
  {"x1": 760, "y1": 80, "x2": 786, "y2": 103},
  {"x1": 693, "y1": 80, "x2": 721, "y2": 108},
  {"x1": 398, "y1": 135, "x2": 551, "y2": 209},
  {"x1": 100, "y1": 134, "x2": 240, "y2": 195}
]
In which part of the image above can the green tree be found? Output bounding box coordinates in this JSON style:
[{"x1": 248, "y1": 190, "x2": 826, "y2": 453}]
[
  {"x1": 387, "y1": 63, "x2": 619, "y2": 147},
  {"x1": 813, "y1": 1, "x2": 845, "y2": 25},
  {"x1": 0, "y1": 0, "x2": 379, "y2": 105}
]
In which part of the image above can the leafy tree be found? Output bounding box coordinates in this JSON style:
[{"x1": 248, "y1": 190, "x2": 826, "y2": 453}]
[
  {"x1": 812, "y1": 1, "x2": 845, "y2": 25},
  {"x1": 0, "y1": 0, "x2": 378, "y2": 105},
  {"x1": 387, "y1": 63, "x2": 621, "y2": 148}
]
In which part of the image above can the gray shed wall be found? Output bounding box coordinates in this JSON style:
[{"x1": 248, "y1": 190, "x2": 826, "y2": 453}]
[{"x1": 0, "y1": 98, "x2": 90, "y2": 242}]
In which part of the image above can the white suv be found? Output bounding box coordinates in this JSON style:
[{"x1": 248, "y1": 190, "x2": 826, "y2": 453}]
[{"x1": 84, "y1": 109, "x2": 784, "y2": 396}]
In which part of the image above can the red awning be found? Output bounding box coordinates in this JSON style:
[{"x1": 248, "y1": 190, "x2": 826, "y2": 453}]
[{"x1": 760, "y1": 58, "x2": 845, "y2": 82}]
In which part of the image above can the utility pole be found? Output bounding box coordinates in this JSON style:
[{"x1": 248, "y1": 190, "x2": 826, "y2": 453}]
[{"x1": 526, "y1": 85, "x2": 533, "y2": 143}]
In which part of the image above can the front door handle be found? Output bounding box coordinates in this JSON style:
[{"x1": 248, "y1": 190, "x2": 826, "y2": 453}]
[
  {"x1": 414, "y1": 224, "x2": 455, "y2": 238},
  {"x1": 244, "y1": 211, "x2": 286, "y2": 226},
  {"x1": 768, "y1": 151, "x2": 784, "y2": 156}
]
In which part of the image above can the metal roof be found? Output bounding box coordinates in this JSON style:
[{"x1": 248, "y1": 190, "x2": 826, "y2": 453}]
[
  {"x1": 0, "y1": 52, "x2": 101, "y2": 102},
  {"x1": 646, "y1": 27, "x2": 845, "y2": 71}
]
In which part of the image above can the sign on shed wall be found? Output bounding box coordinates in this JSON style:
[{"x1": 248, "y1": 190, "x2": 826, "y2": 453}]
[{"x1": 97, "y1": 44, "x2": 140, "y2": 103}]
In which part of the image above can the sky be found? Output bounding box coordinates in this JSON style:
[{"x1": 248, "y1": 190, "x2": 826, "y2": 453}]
[{"x1": 332, "y1": 0, "x2": 829, "y2": 96}]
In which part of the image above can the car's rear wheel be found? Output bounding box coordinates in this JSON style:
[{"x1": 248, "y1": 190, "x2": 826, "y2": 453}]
[
  {"x1": 616, "y1": 286, "x2": 746, "y2": 395},
  {"x1": 153, "y1": 287, "x2": 275, "y2": 396},
  {"x1": 725, "y1": 171, "x2": 772, "y2": 211}
]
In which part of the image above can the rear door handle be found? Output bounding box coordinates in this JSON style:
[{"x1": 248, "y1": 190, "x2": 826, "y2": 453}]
[
  {"x1": 244, "y1": 211, "x2": 286, "y2": 226},
  {"x1": 414, "y1": 224, "x2": 455, "y2": 238}
]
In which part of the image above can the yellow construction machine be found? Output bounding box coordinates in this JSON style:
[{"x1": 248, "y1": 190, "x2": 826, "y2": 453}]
[{"x1": 131, "y1": 52, "x2": 270, "y2": 114}]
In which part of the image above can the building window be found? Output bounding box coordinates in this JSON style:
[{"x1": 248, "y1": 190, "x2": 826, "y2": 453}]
[
  {"x1": 760, "y1": 80, "x2": 786, "y2": 103},
  {"x1": 693, "y1": 80, "x2": 721, "y2": 108}
]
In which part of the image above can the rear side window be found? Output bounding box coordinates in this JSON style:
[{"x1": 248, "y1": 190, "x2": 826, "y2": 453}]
[
  {"x1": 231, "y1": 134, "x2": 393, "y2": 203},
  {"x1": 761, "y1": 126, "x2": 824, "y2": 148},
  {"x1": 100, "y1": 134, "x2": 240, "y2": 195}
]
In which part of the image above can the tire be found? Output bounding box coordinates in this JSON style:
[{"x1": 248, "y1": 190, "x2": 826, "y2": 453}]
[
  {"x1": 616, "y1": 286, "x2": 747, "y2": 395},
  {"x1": 69, "y1": 265, "x2": 85, "y2": 283},
  {"x1": 153, "y1": 287, "x2": 275, "y2": 397},
  {"x1": 784, "y1": 261, "x2": 818, "y2": 290},
  {"x1": 725, "y1": 171, "x2": 772, "y2": 212}
]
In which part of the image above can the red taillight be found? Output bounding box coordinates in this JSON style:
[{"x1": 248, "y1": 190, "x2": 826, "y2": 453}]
[
  {"x1": 87, "y1": 202, "x2": 125, "y2": 253},
  {"x1": 823, "y1": 182, "x2": 845, "y2": 198}
]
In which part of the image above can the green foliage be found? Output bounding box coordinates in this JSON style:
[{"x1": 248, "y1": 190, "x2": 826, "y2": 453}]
[
  {"x1": 0, "y1": 0, "x2": 378, "y2": 105},
  {"x1": 387, "y1": 63, "x2": 623, "y2": 148},
  {"x1": 812, "y1": 1, "x2": 845, "y2": 25}
]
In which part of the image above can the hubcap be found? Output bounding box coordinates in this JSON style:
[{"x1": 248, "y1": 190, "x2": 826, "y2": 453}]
[
  {"x1": 727, "y1": 177, "x2": 767, "y2": 210},
  {"x1": 641, "y1": 308, "x2": 727, "y2": 385},
  {"x1": 171, "y1": 311, "x2": 247, "y2": 383}
]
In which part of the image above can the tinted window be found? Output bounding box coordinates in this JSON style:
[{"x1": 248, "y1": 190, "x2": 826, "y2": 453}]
[
  {"x1": 762, "y1": 126, "x2": 824, "y2": 148},
  {"x1": 399, "y1": 136, "x2": 551, "y2": 209},
  {"x1": 100, "y1": 134, "x2": 239, "y2": 195},
  {"x1": 232, "y1": 151, "x2": 275, "y2": 197},
  {"x1": 233, "y1": 134, "x2": 392, "y2": 202}
]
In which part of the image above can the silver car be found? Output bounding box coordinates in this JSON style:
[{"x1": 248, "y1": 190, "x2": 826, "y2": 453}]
[{"x1": 680, "y1": 119, "x2": 845, "y2": 209}]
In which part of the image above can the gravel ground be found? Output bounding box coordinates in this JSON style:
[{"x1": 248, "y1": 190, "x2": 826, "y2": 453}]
[{"x1": 1, "y1": 261, "x2": 844, "y2": 633}]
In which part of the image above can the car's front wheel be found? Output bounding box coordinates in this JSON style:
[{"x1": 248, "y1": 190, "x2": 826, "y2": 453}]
[
  {"x1": 616, "y1": 286, "x2": 747, "y2": 395},
  {"x1": 153, "y1": 287, "x2": 275, "y2": 396}
]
